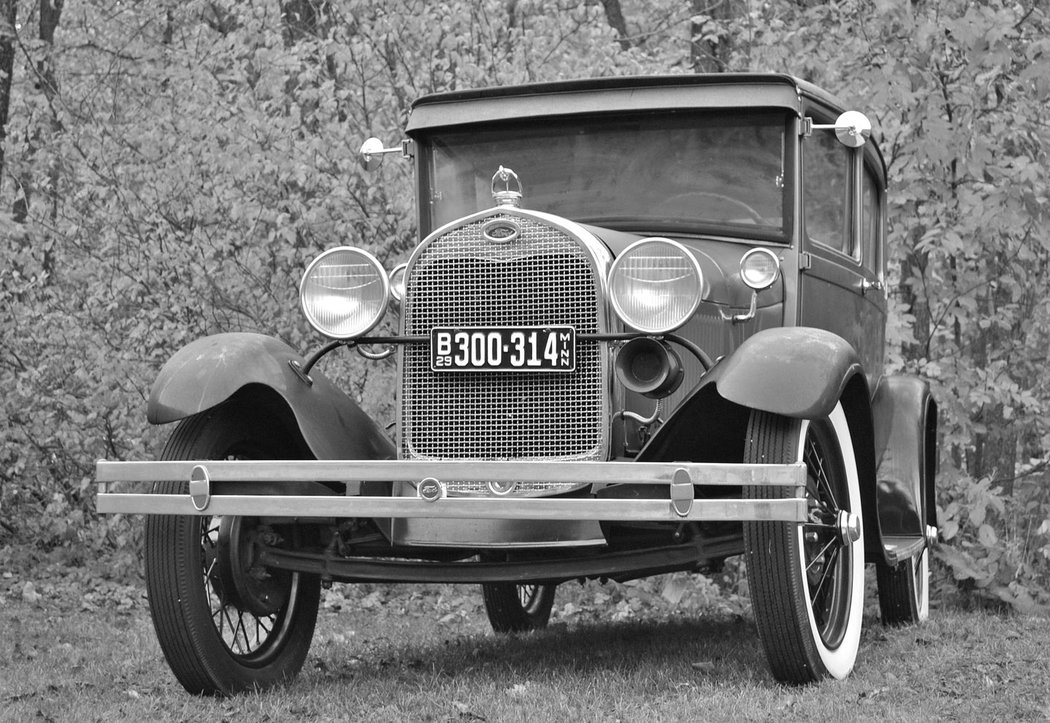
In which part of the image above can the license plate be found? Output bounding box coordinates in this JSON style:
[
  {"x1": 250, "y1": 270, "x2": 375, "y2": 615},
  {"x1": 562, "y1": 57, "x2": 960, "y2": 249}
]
[{"x1": 430, "y1": 326, "x2": 576, "y2": 372}]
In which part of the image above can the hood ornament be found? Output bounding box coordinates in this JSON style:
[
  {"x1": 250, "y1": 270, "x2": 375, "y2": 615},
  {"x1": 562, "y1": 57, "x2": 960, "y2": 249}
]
[{"x1": 491, "y1": 166, "x2": 523, "y2": 207}]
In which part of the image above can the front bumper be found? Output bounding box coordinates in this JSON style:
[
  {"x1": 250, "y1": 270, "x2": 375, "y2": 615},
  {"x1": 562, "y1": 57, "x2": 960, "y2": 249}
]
[{"x1": 96, "y1": 459, "x2": 808, "y2": 522}]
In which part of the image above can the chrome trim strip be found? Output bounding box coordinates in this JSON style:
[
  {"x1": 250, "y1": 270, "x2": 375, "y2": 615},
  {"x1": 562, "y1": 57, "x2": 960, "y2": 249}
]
[
  {"x1": 97, "y1": 459, "x2": 805, "y2": 487},
  {"x1": 96, "y1": 459, "x2": 807, "y2": 521},
  {"x1": 97, "y1": 491, "x2": 807, "y2": 522}
]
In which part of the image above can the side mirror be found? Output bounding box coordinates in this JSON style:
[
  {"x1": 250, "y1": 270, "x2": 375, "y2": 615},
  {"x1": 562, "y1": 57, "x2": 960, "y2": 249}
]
[
  {"x1": 359, "y1": 137, "x2": 414, "y2": 171},
  {"x1": 808, "y1": 111, "x2": 872, "y2": 148},
  {"x1": 832, "y1": 111, "x2": 872, "y2": 148},
  {"x1": 360, "y1": 137, "x2": 388, "y2": 171}
]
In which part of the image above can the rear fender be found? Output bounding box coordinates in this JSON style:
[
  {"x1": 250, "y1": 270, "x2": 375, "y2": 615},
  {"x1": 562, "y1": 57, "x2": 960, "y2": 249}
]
[
  {"x1": 871, "y1": 375, "x2": 938, "y2": 557},
  {"x1": 148, "y1": 333, "x2": 395, "y2": 462}
]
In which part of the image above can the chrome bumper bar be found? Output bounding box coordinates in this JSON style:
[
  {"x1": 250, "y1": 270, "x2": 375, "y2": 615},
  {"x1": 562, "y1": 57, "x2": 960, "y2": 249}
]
[{"x1": 96, "y1": 459, "x2": 808, "y2": 522}]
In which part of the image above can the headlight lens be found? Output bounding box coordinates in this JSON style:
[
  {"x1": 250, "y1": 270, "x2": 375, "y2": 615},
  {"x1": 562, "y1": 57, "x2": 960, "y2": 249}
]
[
  {"x1": 740, "y1": 247, "x2": 781, "y2": 290},
  {"x1": 300, "y1": 247, "x2": 389, "y2": 339},
  {"x1": 608, "y1": 238, "x2": 704, "y2": 334}
]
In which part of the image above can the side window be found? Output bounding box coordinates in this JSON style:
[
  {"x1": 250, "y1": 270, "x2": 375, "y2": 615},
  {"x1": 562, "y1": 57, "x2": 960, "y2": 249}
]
[
  {"x1": 804, "y1": 131, "x2": 853, "y2": 256},
  {"x1": 861, "y1": 164, "x2": 880, "y2": 274}
]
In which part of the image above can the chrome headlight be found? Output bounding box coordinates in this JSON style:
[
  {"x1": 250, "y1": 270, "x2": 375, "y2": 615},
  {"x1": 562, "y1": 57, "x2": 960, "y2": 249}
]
[
  {"x1": 608, "y1": 238, "x2": 703, "y2": 334},
  {"x1": 388, "y1": 262, "x2": 408, "y2": 302},
  {"x1": 740, "y1": 247, "x2": 781, "y2": 290},
  {"x1": 300, "y1": 247, "x2": 389, "y2": 339}
]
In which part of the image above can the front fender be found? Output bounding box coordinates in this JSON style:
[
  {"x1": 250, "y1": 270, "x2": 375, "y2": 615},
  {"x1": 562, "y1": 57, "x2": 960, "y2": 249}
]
[
  {"x1": 148, "y1": 332, "x2": 395, "y2": 461},
  {"x1": 641, "y1": 327, "x2": 865, "y2": 462},
  {"x1": 712, "y1": 327, "x2": 864, "y2": 419}
]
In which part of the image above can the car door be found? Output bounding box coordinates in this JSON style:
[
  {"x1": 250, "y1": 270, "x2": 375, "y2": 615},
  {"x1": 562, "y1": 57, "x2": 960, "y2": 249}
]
[{"x1": 798, "y1": 111, "x2": 887, "y2": 383}]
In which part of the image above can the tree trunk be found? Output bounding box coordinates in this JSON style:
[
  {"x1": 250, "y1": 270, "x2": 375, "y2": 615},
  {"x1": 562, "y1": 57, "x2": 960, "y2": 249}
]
[
  {"x1": 13, "y1": 0, "x2": 63, "y2": 259},
  {"x1": 0, "y1": 0, "x2": 15, "y2": 184},
  {"x1": 600, "y1": 0, "x2": 632, "y2": 50},
  {"x1": 281, "y1": 0, "x2": 325, "y2": 45},
  {"x1": 13, "y1": 0, "x2": 64, "y2": 224},
  {"x1": 690, "y1": 0, "x2": 731, "y2": 73},
  {"x1": 969, "y1": 252, "x2": 1020, "y2": 494}
]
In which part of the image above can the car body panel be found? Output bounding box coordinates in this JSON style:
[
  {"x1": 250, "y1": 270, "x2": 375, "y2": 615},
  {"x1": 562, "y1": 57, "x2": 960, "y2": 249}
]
[
  {"x1": 148, "y1": 332, "x2": 395, "y2": 462},
  {"x1": 711, "y1": 326, "x2": 863, "y2": 420},
  {"x1": 872, "y1": 375, "x2": 938, "y2": 561}
]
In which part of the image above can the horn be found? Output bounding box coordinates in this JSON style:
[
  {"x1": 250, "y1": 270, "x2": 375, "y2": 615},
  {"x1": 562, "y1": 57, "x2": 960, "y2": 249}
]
[{"x1": 614, "y1": 337, "x2": 684, "y2": 399}]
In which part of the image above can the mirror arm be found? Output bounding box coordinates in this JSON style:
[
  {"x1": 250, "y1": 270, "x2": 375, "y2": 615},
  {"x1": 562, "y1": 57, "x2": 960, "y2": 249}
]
[
  {"x1": 801, "y1": 112, "x2": 872, "y2": 148},
  {"x1": 360, "y1": 138, "x2": 415, "y2": 169},
  {"x1": 802, "y1": 118, "x2": 853, "y2": 135}
]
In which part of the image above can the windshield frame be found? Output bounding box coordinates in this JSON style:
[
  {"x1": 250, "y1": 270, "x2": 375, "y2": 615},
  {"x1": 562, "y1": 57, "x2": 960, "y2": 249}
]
[{"x1": 416, "y1": 109, "x2": 795, "y2": 242}]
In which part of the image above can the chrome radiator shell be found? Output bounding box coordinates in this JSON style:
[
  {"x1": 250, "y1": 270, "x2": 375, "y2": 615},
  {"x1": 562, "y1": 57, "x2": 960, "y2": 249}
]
[{"x1": 397, "y1": 208, "x2": 612, "y2": 499}]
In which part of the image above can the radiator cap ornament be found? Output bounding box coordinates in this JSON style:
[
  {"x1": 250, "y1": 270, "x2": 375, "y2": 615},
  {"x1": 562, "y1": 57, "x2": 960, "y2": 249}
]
[{"x1": 491, "y1": 166, "x2": 523, "y2": 207}]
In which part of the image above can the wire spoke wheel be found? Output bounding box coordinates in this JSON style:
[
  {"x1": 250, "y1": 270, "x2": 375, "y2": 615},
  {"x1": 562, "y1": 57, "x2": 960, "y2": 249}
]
[
  {"x1": 876, "y1": 542, "x2": 930, "y2": 625},
  {"x1": 481, "y1": 582, "x2": 557, "y2": 633},
  {"x1": 744, "y1": 403, "x2": 865, "y2": 683},
  {"x1": 144, "y1": 403, "x2": 320, "y2": 695}
]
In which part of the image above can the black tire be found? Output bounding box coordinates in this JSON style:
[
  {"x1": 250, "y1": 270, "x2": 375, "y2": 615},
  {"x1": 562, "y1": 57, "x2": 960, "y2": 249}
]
[
  {"x1": 743, "y1": 403, "x2": 865, "y2": 683},
  {"x1": 481, "y1": 583, "x2": 556, "y2": 632},
  {"x1": 876, "y1": 547, "x2": 929, "y2": 625},
  {"x1": 144, "y1": 404, "x2": 321, "y2": 696}
]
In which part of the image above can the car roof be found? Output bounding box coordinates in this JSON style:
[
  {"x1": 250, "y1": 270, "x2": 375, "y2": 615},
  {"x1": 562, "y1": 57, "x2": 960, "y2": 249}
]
[
  {"x1": 407, "y1": 73, "x2": 840, "y2": 130},
  {"x1": 406, "y1": 73, "x2": 885, "y2": 183}
]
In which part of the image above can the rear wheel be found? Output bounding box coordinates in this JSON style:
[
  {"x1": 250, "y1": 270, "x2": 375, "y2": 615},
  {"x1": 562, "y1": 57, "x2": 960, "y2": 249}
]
[
  {"x1": 481, "y1": 583, "x2": 556, "y2": 632},
  {"x1": 743, "y1": 403, "x2": 865, "y2": 683},
  {"x1": 144, "y1": 404, "x2": 321, "y2": 695},
  {"x1": 876, "y1": 547, "x2": 929, "y2": 625}
]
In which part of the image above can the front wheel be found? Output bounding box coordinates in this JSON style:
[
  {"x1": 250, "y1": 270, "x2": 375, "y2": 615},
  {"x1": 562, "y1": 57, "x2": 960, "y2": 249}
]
[
  {"x1": 481, "y1": 583, "x2": 556, "y2": 633},
  {"x1": 144, "y1": 404, "x2": 321, "y2": 695},
  {"x1": 743, "y1": 403, "x2": 865, "y2": 683}
]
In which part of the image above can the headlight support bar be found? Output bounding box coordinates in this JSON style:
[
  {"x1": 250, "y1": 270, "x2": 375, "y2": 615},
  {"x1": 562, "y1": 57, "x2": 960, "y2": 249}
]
[{"x1": 296, "y1": 332, "x2": 712, "y2": 378}]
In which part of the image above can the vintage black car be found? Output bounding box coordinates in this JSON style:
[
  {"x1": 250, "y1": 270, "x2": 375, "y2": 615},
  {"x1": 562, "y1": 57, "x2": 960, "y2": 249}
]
[{"x1": 97, "y1": 74, "x2": 938, "y2": 694}]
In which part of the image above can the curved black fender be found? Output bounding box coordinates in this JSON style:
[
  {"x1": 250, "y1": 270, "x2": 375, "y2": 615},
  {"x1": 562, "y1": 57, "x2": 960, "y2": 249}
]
[
  {"x1": 871, "y1": 375, "x2": 938, "y2": 562},
  {"x1": 641, "y1": 327, "x2": 885, "y2": 560},
  {"x1": 148, "y1": 332, "x2": 395, "y2": 462},
  {"x1": 710, "y1": 327, "x2": 864, "y2": 419}
]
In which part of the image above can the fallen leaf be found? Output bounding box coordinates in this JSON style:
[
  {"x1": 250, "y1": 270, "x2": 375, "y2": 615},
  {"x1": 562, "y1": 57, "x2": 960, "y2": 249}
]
[
  {"x1": 507, "y1": 683, "x2": 530, "y2": 697},
  {"x1": 21, "y1": 582, "x2": 41, "y2": 605},
  {"x1": 661, "y1": 577, "x2": 688, "y2": 605},
  {"x1": 559, "y1": 602, "x2": 579, "y2": 617}
]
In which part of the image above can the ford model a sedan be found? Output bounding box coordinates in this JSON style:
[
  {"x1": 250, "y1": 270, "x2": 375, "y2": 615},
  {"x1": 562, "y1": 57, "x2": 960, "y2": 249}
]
[{"x1": 96, "y1": 74, "x2": 938, "y2": 694}]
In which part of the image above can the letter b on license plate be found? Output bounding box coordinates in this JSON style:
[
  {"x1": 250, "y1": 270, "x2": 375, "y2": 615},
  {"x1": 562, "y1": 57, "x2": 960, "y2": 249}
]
[{"x1": 431, "y1": 326, "x2": 575, "y2": 372}]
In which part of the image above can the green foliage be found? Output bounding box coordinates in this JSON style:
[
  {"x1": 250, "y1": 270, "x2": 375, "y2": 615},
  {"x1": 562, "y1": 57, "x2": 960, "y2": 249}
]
[
  {"x1": 723, "y1": 0, "x2": 1050, "y2": 610},
  {"x1": 1, "y1": 0, "x2": 1049, "y2": 611}
]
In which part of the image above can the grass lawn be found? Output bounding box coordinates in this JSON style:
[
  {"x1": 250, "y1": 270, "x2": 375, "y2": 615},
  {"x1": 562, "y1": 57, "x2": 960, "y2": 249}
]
[{"x1": 2, "y1": 565, "x2": 1048, "y2": 722}]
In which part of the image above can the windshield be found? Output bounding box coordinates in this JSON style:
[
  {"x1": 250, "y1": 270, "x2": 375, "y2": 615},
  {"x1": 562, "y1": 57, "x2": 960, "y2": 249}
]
[{"x1": 423, "y1": 110, "x2": 789, "y2": 239}]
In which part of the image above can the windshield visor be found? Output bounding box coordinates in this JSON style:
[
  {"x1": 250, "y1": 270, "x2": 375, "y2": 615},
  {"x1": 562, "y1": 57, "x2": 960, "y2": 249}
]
[{"x1": 423, "y1": 110, "x2": 789, "y2": 239}]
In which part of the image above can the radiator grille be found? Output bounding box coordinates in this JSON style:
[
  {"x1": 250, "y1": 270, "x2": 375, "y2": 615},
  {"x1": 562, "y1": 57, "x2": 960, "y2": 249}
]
[{"x1": 399, "y1": 212, "x2": 607, "y2": 495}]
